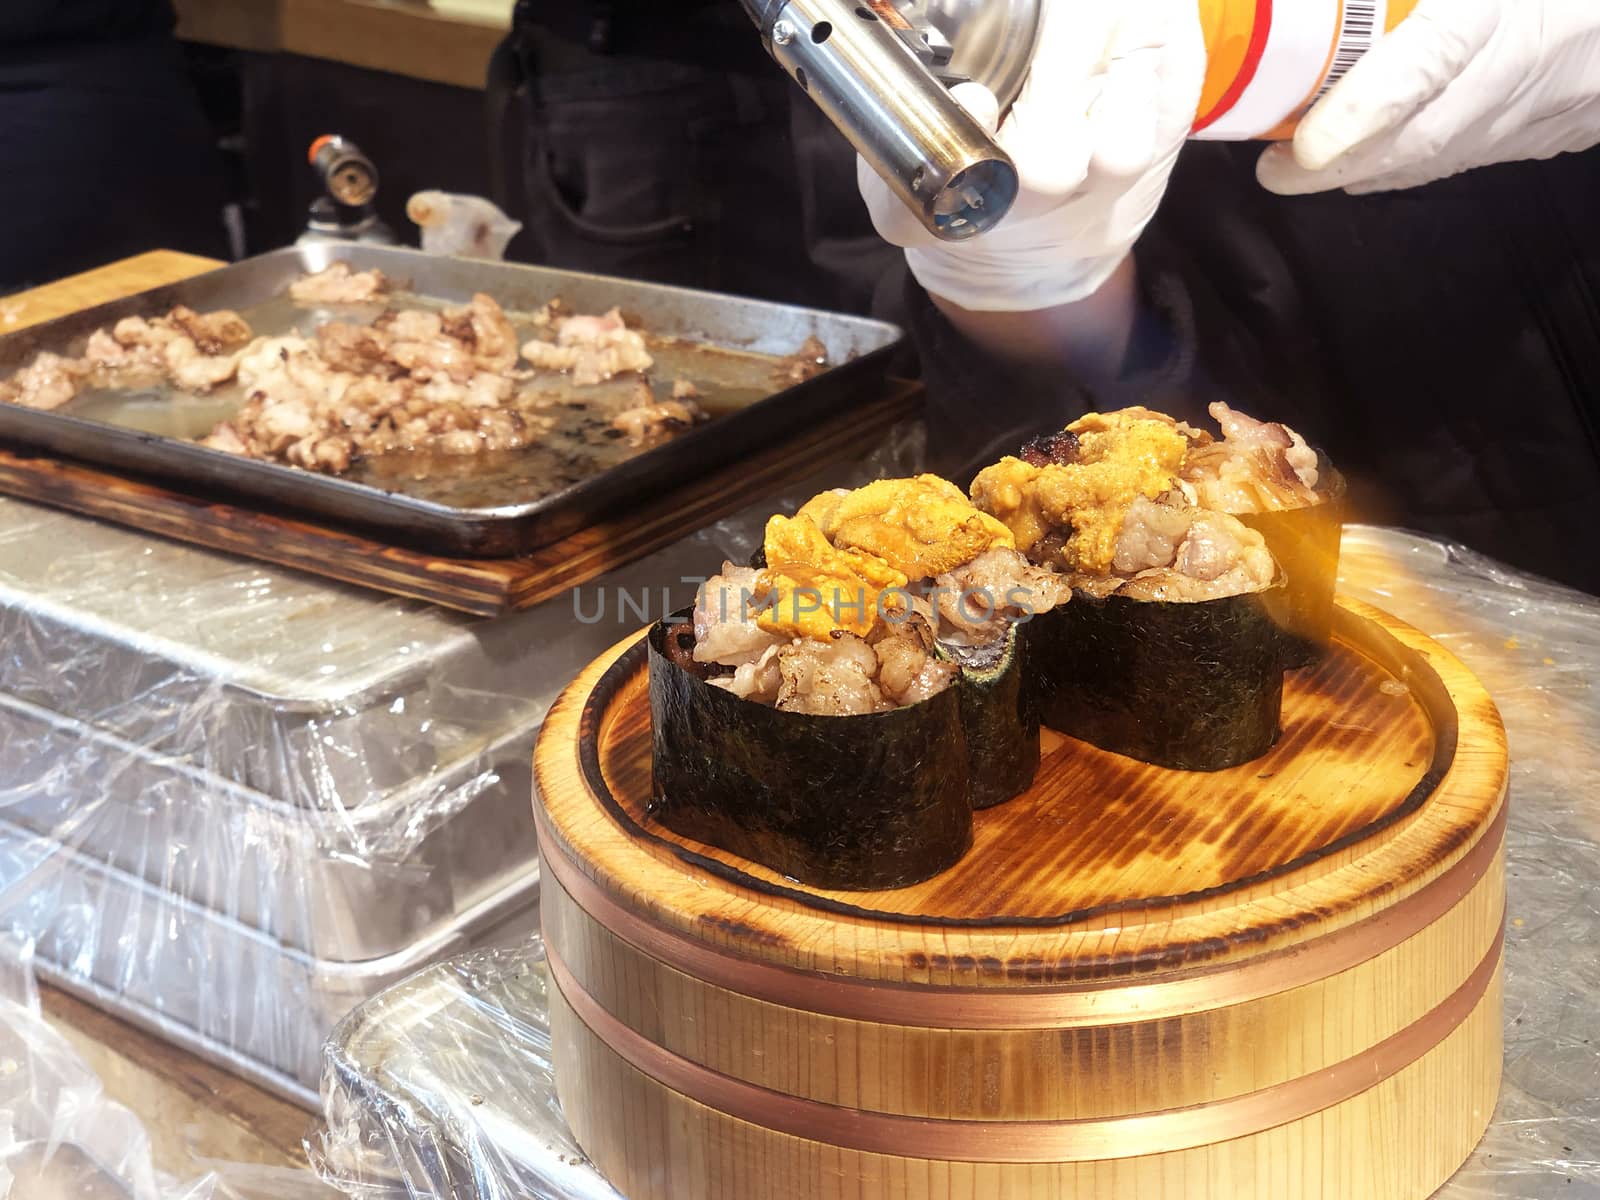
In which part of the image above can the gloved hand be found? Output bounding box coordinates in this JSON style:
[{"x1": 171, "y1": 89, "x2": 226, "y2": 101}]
[
  {"x1": 1258, "y1": 0, "x2": 1600, "y2": 195},
  {"x1": 857, "y1": 0, "x2": 1206, "y2": 313}
]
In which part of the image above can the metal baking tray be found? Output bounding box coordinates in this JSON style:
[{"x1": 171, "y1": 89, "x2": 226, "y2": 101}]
[
  {"x1": 319, "y1": 938, "x2": 622, "y2": 1200},
  {"x1": 0, "y1": 244, "x2": 904, "y2": 556},
  {"x1": 0, "y1": 818, "x2": 540, "y2": 1108},
  {"x1": 0, "y1": 687, "x2": 540, "y2": 962}
]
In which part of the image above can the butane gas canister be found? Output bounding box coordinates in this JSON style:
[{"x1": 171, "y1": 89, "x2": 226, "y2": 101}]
[{"x1": 1192, "y1": 0, "x2": 1422, "y2": 140}]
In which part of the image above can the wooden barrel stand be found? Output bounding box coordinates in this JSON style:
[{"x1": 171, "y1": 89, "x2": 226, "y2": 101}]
[{"x1": 533, "y1": 597, "x2": 1507, "y2": 1200}]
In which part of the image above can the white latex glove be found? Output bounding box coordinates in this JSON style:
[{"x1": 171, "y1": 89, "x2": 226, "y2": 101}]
[
  {"x1": 1258, "y1": 0, "x2": 1600, "y2": 195},
  {"x1": 857, "y1": 0, "x2": 1206, "y2": 313}
]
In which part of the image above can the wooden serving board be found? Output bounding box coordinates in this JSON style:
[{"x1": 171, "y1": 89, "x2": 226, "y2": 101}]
[{"x1": 533, "y1": 597, "x2": 1508, "y2": 1199}]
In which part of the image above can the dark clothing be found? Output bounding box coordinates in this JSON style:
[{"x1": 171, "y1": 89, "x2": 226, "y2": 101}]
[
  {"x1": 912, "y1": 143, "x2": 1600, "y2": 594},
  {"x1": 506, "y1": 0, "x2": 895, "y2": 315},
  {"x1": 508, "y1": 2, "x2": 1600, "y2": 594},
  {"x1": 0, "y1": 0, "x2": 174, "y2": 50},
  {"x1": 1178, "y1": 144, "x2": 1600, "y2": 594},
  {"x1": 0, "y1": 33, "x2": 227, "y2": 291}
]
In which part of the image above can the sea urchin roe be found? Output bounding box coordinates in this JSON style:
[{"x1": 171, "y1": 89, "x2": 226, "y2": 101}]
[
  {"x1": 795, "y1": 475, "x2": 1015, "y2": 581},
  {"x1": 1067, "y1": 409, "x2": 1192, "y2": 476},
  {"x1": 968, "y1": 458, "x2": 1052, "y2": 557},
  {"x1": 758, "y1": 514, "x2": 909, "y2": 642},
  {"x1": 972, "y1": 412, "x2": 1189, "y2": 574}
]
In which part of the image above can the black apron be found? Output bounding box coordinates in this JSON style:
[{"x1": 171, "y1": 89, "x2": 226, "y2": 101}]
[
  {"x1": 0, "y1": 9, "x2": 227, "y2": 292},
  {"x1": 0, "y1": 0, "x2": 176, "y2": 48}
]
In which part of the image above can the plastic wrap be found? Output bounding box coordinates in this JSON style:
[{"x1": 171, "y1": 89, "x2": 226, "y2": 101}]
[
  {"x1": 0, "y1": 938, "x2": 329, "y2": 1200},
  {"x1": 1339, "y1": 527, "x2": 1600, "y2": 1198},
  {"x1": 0, "y1": 415, "x2": 924, "y2": 1108},
  {"x1": 311, "y1": 524, "x2": 1600, "y2": 1198}
]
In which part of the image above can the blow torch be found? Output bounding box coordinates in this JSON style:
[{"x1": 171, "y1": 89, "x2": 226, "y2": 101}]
[{"x1": 744, "y1": 0, "x2": 1418, "y2": 241}]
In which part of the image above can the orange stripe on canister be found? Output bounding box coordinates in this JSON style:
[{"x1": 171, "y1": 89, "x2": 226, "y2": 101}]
[
  {"x1": 1388, "y1": 0, "x2": 1418, "y2": 32},
  {"x1": 1195, "y1": 0, "x2": 1253, "y2": 122},
  {"x1": 1194, "y1": 0, "x2": 1274, "y2": 131}
]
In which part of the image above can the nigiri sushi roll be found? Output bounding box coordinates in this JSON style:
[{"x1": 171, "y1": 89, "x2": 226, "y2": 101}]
[
  {"x1": 792, "y1": 476, "x2": 1067, "y2": 808},
  {"x1": 1180, "y1": 403, "x2": 1345, "y2": 666},
  {"x1": 974, "y1": 409, "x2": 1288, "y2": 771},
  {"x1": 648, "y1": 478, "x2": 1066, "y2": 889},
  {"x1": 649, "y1": 603, "x2": 973, "y2": 890}
]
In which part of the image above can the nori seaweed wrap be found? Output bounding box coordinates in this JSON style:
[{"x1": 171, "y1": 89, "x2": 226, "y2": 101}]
[
  {"x1": 1029, "y1": 585, "x2": 1288, "y2": 772},
  {"x1": 647, "y1": 613, "x2": 973, "y2": 890},
  {"x1": 937, "y1": 623, "x2": 1037, "y2": 809},
  {"x1": 1177, "y1": 404, "x2": 1347, "y2": 667},
  {"x1": 1232, "y1": 465, "x2": 1347, "y2": 668},
  {"x1": 963, "y1": 403, "x2": 1356, "y2": 769},
  {"x1": 645, "y1": 477, "x2": 1066, "y2": 886}
]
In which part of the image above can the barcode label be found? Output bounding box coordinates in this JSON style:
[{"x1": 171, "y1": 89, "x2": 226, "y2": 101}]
[{"x1": 1315, "y1": 1, "x2": 1383, "y2": 101}]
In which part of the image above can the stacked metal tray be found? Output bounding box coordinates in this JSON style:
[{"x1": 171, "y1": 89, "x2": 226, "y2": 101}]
[
  {"x1": 0, "y1": 496, "x2": 572, "y2": 1104},
  {"x1": 0, "y1": 825, "x2": 539, "y2": 1107},
  {"x1": 0, "y1": 690, "x2": 539, "y2": 960}
]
